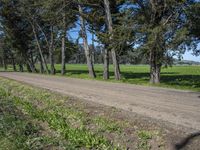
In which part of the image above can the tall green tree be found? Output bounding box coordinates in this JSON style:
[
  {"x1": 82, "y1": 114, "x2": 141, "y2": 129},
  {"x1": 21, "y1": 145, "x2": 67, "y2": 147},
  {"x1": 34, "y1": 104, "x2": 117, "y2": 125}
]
[
  {"x1": 78, "y1": 3, "x2": 96, "y2": 78},
  {"x1": 186, "y1": 2, "x2": 200, "y2": 56},
  {"x1": 129, "y1": 0, "x2": 192, "y2": 84},
  {"x1": 79, "y1": 0, "x2": 126, "y2": 80},
  {"x1": 0, "y1": 0, "x2": 37, "y2": 72}
]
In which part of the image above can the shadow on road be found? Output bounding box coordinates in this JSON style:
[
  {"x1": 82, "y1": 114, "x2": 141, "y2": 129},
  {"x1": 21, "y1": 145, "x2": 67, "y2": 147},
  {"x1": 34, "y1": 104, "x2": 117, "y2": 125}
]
[{"x1": 174, "y1": 132, "x2": 200, "y2": 150}]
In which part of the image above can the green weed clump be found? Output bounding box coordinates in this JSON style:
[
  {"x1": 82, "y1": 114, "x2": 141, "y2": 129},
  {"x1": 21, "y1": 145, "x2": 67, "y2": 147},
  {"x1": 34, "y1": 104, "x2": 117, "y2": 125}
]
[
  {"x1": 0, "y1": 78, "x2": 120, "y2": 149},
  {"x1": 0, "y1": 87, "x2": 63, "y2": 149},
  {"x1": 137, "y1": 130, "x2": 153, "y2": 150},
  {"x1": 93, "y1": 117, "x2": 122, "y2": 133},
  {"x1": 0, "y1": 77, "x2": 166, "y2": 150}
]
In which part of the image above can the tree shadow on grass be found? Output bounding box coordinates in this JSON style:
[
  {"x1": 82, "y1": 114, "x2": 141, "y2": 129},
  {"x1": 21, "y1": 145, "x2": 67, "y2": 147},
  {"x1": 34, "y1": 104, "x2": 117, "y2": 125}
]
[
  {"x1": 121, "y1": 72, "x2": 149, "y2": 79},
  {"x1": 115, "y1": 72, "x2": 200, "y2": 90},
  {"x1": 56, "y1": 69, "x2": 115, "y2": 77},
  {"x1": 56, "y1": 69, "x2": 102, "y2": 75},
  {"x1": 55, "y1": 68, "x2": 200, "y2": 89},
  {"x1": 0, "y1": 99, "x2": 39, "y2": 149},
  {"x1": 174, "y1": 132, "x2": 200, "y2": 150},
  {"x1": 161, "y1": 75, "x2": 200, "y2": 89},
  {"x1": 0, "y1": 95, "x2": 61, "y2": 149},
  {"x1": 0, "y1": 70, "x2": 14, "y2": 72}
]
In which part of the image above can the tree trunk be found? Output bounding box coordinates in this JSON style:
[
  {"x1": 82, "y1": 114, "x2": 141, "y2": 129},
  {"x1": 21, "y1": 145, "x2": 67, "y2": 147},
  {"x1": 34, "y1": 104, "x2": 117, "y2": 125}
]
[
  {"x1": 149, "y1": 50, "x2": 161, "y2": 84},
  {"x1": 35, "y1": 21, "x2": 55, "y2": 74},
  {"x1": 31, "y1": 22, "x2": 49, "y2": 74},
  {"x1": 26, "y1": 64, "x2": 32, "y2": 72},
  {"x1": 61, "y1": 7, "x2": 66, "y2": 75},
  {"x1": 12, "y1": 58, "x2": 17, "y2": 71},
  {"x1": 0, "y1": 58, "x2": 2, "y2": 67},
  {"x1": 111, "y1": 50, "x2": 121, "y2": 80},
  {"x1": 19, "y1": 64, "x2": 24, "y2": 72},
  {"x1": 79, "y1": 5, "x2": 96, "y2": 78},
  {"x1": 103, "y1": 0, "x2": 121, "y2": 80},
  {"x1": 39, "y1": 57, "x2": 44, "y2": 74},
  {"x1": 92, "y1": 29, "x2": 95, "y2": 64},
  {"x1": 2, "y1": 58, "x2": 7, "y2": 71},
  {"x1": 103, "y1": 47, "x2": 109, "y2": 80},
  {"x1": 50, "y1": 26, "x2": 56, "y2": 75},
  {"x1": 30, "y1": 51, "x2": 36, "y2": 71},
  {"x1": 26, "y1": 58, "x2": 37, "y2": 73}
]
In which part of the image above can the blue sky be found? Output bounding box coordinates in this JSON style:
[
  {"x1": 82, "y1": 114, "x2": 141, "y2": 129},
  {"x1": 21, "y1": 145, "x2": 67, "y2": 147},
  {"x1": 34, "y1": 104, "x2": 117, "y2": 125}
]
[{"x1": 183, "y1": 51, "x2": 200, "y2": 62}]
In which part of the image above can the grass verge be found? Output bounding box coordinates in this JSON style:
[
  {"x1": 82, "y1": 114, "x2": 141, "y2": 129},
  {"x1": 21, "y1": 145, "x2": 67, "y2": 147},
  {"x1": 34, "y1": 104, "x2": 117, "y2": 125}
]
[{"x1": 0, "y1": 77, "x2": 172, "y2": 149}]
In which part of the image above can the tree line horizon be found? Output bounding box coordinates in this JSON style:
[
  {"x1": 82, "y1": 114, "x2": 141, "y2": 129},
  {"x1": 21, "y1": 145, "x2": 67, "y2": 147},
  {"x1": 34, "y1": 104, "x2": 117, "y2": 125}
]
[{"x1": 0, "y1": 0, "x2": 199, "y2": 84}]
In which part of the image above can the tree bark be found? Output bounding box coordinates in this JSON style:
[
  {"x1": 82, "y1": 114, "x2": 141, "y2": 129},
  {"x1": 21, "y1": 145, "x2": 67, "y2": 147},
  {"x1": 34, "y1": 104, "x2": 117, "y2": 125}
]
[
  {"x1": 26, "y1": 58, "x2": 37, "y2": 73},
  {"x1": 103, "y1": 0, "x2": 121, "y2": 80},
  {"x1": 30, "y1": 22, "x2": 49, "y2": 74},
  {"x1": 2, "y1": 58, "x2": 7, "y2": 71},
  {"x1": 26, "y1": 63, "x2": 32, "y2": 72},
  {"x1": 61, "y1": 7, "x2": 66, "y2": 75},
  {"x1": 39, "y1": 56, "x2": 44, "y2": 74},
  {"x1": 79, "y1": 5, "x2": 96, "y2": 78},
  {"x1": 50, "y1": 26, "x2": 56, "y2": 75},
  {"x1": 19, "y1": 64, "x2": 24, "y2": 72},
  {"x1": 35, "y1": 21, "x2": 56, "y2": 75},
  {"x1": 103, "y1": 47, "x2": 109, "y2": 80},
  {"x1": 12, "y1": 58, "x2": 17, "y2": 71},
  {"x1": 149, "y1": 49, "x2": 161, "y2": 84},
  {"x1": 91, "y1": 29, "x2": 95, "y2": 64},
  {"x1": 0, "y1": 59, "x2": 2, "y2": 67}
]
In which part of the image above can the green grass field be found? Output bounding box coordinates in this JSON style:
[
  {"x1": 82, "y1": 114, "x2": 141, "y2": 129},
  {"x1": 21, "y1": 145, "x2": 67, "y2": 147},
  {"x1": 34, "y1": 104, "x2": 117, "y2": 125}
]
[
  {"x1": 53, "y1": 64, "x2": 200, "y2": 91},
  {"x1": 1, "y1": 64, "x2": 200, "y2": 91}
]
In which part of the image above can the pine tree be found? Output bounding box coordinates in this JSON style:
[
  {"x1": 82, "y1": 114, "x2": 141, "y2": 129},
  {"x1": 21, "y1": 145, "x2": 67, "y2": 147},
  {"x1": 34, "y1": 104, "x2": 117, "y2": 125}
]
[
  {"x1": 128, "y1": 0, "x2": 193, "y2": 84},
  {"x1": 187, "y1": 2, "x2": 200, "y2": 56}
]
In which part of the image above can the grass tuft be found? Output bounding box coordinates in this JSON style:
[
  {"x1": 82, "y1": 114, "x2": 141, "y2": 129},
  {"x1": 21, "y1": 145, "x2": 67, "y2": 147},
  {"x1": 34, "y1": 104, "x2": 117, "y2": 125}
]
[{"x1": 137, "y1": 130, "x2": 153, "y2": 150}]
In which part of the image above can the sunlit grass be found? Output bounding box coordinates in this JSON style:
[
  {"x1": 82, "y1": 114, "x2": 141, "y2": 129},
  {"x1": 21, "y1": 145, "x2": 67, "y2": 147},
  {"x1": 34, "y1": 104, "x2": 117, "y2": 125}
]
[
  {"x1": 54, "y1": 64, "x2": 200, "y2": 91},
  {"x1": 1, "y1": 64, "x2": 200, "y2": 91},
  {"x1": 0, "y1": 77, "x2": 169, "y2": 149}
]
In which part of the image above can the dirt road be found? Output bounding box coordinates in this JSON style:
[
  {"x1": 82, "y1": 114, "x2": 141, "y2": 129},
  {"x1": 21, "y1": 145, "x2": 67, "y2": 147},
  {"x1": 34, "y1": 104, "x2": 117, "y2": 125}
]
[{"x1": 1, "y1": 72, "x2": 200, "y2": 131}]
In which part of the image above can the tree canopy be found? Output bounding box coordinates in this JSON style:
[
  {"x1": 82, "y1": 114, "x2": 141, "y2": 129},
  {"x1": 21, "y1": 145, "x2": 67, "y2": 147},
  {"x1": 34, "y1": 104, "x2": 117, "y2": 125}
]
[{"x1": 0, "y1": 0, "x2": 199, "y2": 83}]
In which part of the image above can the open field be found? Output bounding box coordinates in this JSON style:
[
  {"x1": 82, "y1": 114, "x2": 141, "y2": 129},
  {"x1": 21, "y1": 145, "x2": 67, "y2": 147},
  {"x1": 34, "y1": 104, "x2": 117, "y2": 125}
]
[
  {"x1": 1, "y1": 64, "x2": 200, "y2": 91},
  {"x1": 1, "y1": 77, "x2": 200, "y2": 150}
]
